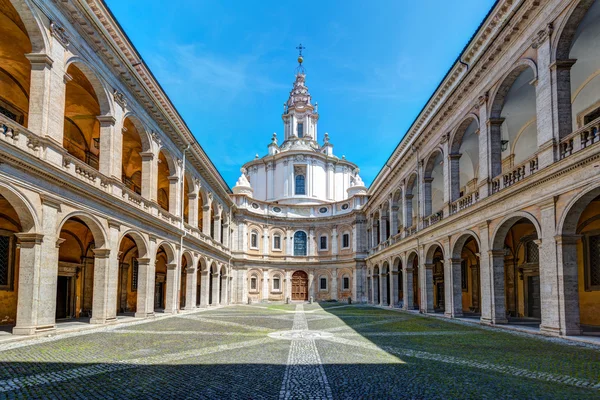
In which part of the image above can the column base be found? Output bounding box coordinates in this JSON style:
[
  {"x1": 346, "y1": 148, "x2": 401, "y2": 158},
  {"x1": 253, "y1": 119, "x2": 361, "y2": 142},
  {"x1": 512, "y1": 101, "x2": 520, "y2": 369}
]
[
  {"x1": 12, "y1": 324, "x2": 56, "y2": 335},
  {"x1": 183, "y1": 305, "x2": 196, "y2": 311},
  {"x1": 480, "y1": 317, "x2": 508, "y2": 325},
  {"x1": 134, "y1": 311, "x2": 155, "y2": 319},
  {"x1": 90, "y1": 317, "x2": 117, "y2": 325},
  {"x1": 445, "y1": 311, "x2": 463, "y2": 318},
  {"x1": 540, "y1": 325, "x2": 563, "y2": 336}
]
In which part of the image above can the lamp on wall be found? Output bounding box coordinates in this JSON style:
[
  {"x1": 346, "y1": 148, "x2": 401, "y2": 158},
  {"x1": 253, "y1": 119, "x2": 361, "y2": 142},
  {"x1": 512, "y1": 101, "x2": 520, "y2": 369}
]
[{"x1": 501, "y1": 140, "x2": 509, "y2": 152}]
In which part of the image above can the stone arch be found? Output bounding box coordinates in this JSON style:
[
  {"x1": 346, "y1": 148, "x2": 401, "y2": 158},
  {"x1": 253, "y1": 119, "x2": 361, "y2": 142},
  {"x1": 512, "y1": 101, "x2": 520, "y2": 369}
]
[
  {"x1": 57, "y1": 211, "x2": 107, "y2": 248},
  {"x1": 393, "y1": 256, "x2": 403, "y2": 272},
  {"x1": 424, "y1": 241, "x2": 445, "y2": 264},
  {"x1": 156, "y1": 241, "x2": 176, "y2": 264},
  {"x1": 0, "y1": 182, "x2": 38, "y2": 233},
  {"x1": 181, "y1": 251, "x2": 194, "y2": 269},
  {"x1": 559, "y1": 185, "x2": 600, "y2": 236},
  {"x1": 451, "y1": 230, "x2": 481, "y2": 260},
  {"x1": 119, "y1": 229, "x2": 148, "y2": 258},
  {"x1": 489, "y1": 59, "x2": 538, "y2": 118},
  {"x1": 9, "y1": 0, "x2": 48, "y2": 53},
  {"x1": 423, "y1": 149, "x2": 444, "y2": 216},
  {"x1": 491, "y1": 211, "x2": 542, "y2": 251},
  {"x1": 450, "y1": 113, "x2": 480, "y2": 154},
  {"x1": 157, "y1": 147, "x2": 177, "y2": 175},
  {"x1": 197, "y1": 256, "x2": 208, "y2": 272},
  {"x1": 554, "y1": 0, "x2": 596, "y2": 61},
  {"x1": 122, "y1": 113, "x2": 152, "y2": 152},
  {"x1": 64, "y1": 57, "x2": 113, "y2": 117}
]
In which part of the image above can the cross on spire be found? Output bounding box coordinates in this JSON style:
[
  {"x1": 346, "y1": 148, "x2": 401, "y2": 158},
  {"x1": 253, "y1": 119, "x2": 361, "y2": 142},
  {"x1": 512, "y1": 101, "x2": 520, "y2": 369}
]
[{"x1": 296, "y1": 43, "x2": 305, "y2": 57}]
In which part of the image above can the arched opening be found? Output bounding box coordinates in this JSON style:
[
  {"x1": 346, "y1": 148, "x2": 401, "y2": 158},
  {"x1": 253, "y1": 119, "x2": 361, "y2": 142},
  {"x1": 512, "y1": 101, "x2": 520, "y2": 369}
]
[
  {"x1": 197, "y1": 191, "x2": 204, "y2": 231},
  {"x1": 452, "y1": 234, "x2": 481, "y2": 316},
  {"x1": 121, "y1": 116, "x2": 146, "y2": 195},
  {"x1": 393, "y1": 257, "x2": 403, "y2": 307},
  {"x1": 196, "y1": 259, "x2": 205, "y2": 306},
  {"x1": 405, "y1": 252, "x2": 420, "y2": 310},
  {"x1": 293, "y1": 231, "x2": 307, "y2": 256},
  {"x1": 426, "y1": 245, "x2": 445, "y2": 312},
  {"x1": 382, "y1": 262, "x2": 390, "y2": 306},
  {"x1": 179, "y1": 254, "x2": 190, "y2": 310},
  {"x1": 391, "y1": 189, "x2": 403, "y2": 235},
  {"x1": 406, "y1": 174, "x2": 418, "y2": 229},
  {"x1": 373, "y1": 266, "x2": 380, "y2": 304},
  {"x1": 423, "y1": 151, "x2": 444, "y2": 217},
  {"x1": 157, "y1": 150, "x2": 173, "y2": 212},
  {"x1": 182, "y1": 175, "x2": 191, "y2": 224},
  {"x1": 556, "y1": 0, "x2": 600, "y2": 140},
  {"x1": 381, "y1": 201, "x2": 390, "y2": 241},
  {"x1": 209, "y1": 263, "x2": 219, "y2": 305},
  {"x1": 0, "y1": 193, "x2": 23, "y2": 327},
  {"x1": 450, "y1": 118, "x2": 479, "y2": 202},
  {"x1": 560, "y1": 187, "x2": 600, "y2": 335},
  {"x1": 63, "y1": 64, "x2": 105, "y2": 170},
  {"x1": 220, "y1": 266, "x2": 227, "y2": 305},
  {"x1": 490, "y1": 65, "x2": 537, "y2": 177},
  {"x1": 154, "y1": 244, "x2": 171, "y2": 311},
  {"x1": 0, "y1": 1, "x2": 32, "y2": 127},
  {"x1": 57, "y1": 216, "x2": 105, "y2": 323},
  {"x1": 493, "y1": 217, "x2": 541, "y2": 325},
  {"x1": 291, "y1": 270, "x2": 308, "y2": 300},
  {"x1": 372, "y1": 211, "x2": 380, "y2": 245},
  {"x1": 117, "y1": 234, "x2": 140, "y2": 315}
]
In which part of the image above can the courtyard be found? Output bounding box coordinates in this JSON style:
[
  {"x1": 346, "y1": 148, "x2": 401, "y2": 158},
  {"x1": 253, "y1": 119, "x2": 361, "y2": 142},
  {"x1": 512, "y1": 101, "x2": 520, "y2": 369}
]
[{"x1": 0, "y1": 304, "x2": 598, "y2": 399}]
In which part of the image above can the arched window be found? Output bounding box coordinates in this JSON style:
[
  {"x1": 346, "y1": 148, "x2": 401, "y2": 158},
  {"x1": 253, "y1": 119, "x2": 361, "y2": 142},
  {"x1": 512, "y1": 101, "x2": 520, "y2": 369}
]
[
  {"x1": 295, "y1": 174, "x2": 306, "y2": 195},
  {"x1": 250, "y1": 230, "x2": 258, "y2": 249},
  {"x1": 294, "y1": 231, "x2": 307, "y2": 256}
]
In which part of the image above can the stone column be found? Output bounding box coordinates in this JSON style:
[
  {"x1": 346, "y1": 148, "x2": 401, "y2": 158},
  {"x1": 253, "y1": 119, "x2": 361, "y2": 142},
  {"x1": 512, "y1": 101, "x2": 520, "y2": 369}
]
[
  {"x1": 446, "y1": 258, "x2": 463, "y2": 318},
  {"x1": 534, "y1": 30, "x2": 557, "y2": 169},
  {"x1": 551, "y1": 59, "x2": 577, "y2": 141},
  {"x1": 168, "y1": 176, "x2": 180, "y2": 216},
  {"x1": 118, "y1": 261, "x2": 129, "y2": 312},
  {"x1": 262, "y1": 270, "x2": 269, "y2": 301},
  {"x1": 380, "y1": 272, "x2": 388, "y2": 306},
  {"x1": 484, "y1": 250, "x2": 508, "y2": 324},
  {"x1": 442, "y1": 138, "x2": 450, "y2": 210},
  {"x1": 200, "y1": 270, "x2": 210, "y2": 306},
  {"x1": 331, "y1": 227, "x2": 338, "y2": 256},
  {"x1": 164, "y1": 263, "x2": 178, "y2": 313},
  {"x1": 404, "y1": 195, "x2": 413, "y2": 228},
  {"x1": 220, "y1": 273, "x2": 229, "y2": 305},
  {"x1": 390, "y1": 203, "x2": 399, "y2": 237},
  {"x1": 12, "y1": 233, "x2": 46, "y2": 335},
  {"x1": 283, "y1": 160, "x2": 289, "y2": 197},
  {"x1": 188, "y1": 193, "x2": 198, "y2": 228},
  {"x1": 371, "y1": 218, "x2": 378, "y2": 246},
  {"x1": 308, "y1": 228, "x2": 315, "y2": 256},
  {"x1": 555, "y1": 234, "x2": 582, "y2": 335},
  {"x1": 403, "y1": 267, "x2": 414, "y2": 310},
  {"x1": 202, "y1": 204, "x2": 211, "y2": 236},
  {"x1": 134, "y1": 257, "x2": 153, "y2": 318},
  {"x1": 213, "y1": 215, "x2": 222, "y2": 243},
  {"x1": 211, "y1": 270, "x2": 220, "y2": 305},
  {"x1": 140, "y1": 152, "x2": 156, "y2": 201},
  {"x1": 390, "y1": 270, "x2": 399, "y2": 307},
  {"x1": 308, "y1": 269, "x2": 315, "y2": 299},
  {"x1": 423, "y1": 178, "x2": 433, "y2": 217},
  {"x1": 97, "y1": 116, "x2": 117, "y2": 178},
  {"x1": 379, "y1": 211, "x2": 388, "y2": 242},
  {"x1": 330, "y1": 269, "x2": 338, "y2": 301},
  {"x1": 422, "y1": 263, "x2": 435, "y2": 313},
  {"x1": 184, "y1": 266, "x2": 197, "y2": 310},
  {"x1": 90, "y1": 248, "x2": 115, "y2": 324},
  {"x1": 487, "y1": 118, "x2": 504, "y2": 179},
  {"x1": 449, "y1": 154, "x2": 462, "y2": 202}
]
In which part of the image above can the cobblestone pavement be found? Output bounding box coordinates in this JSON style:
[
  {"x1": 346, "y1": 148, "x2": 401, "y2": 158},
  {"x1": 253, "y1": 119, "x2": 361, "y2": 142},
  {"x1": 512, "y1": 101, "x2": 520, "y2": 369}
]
[{"x1": 0, "y1": 304, "x2": 599, "y2": 399}]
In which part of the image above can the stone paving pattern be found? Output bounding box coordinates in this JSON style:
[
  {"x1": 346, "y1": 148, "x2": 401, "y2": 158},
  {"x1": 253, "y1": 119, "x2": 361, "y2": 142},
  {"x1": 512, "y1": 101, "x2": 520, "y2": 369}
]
[{"x1": 0, "y1": 304, "x2": 599, "y2": 399}]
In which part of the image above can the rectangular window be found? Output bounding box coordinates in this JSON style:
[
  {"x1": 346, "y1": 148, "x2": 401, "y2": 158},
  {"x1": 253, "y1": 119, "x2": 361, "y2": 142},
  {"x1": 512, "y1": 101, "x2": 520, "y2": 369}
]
[
  {"x1": 297, "y1": 123, "x2": 304, "y2": 138},
  {"x1": 273, "y1": 235, "x2": 281, "y2": 250},
  {"x1": 320, "y1": 236, "x2": 327, "y2": 250},
  {"x1": 0, "y1": 234, "x2": 14, "y2": 290},
  {"x1": 343, "y1": 277, "x2": 350, "y2": 290},
  {"x1": 251, "y1": 232, "x2": 258, "y2": 249},
  {"x1": 585, "y1": 234, "x2": 600, "y2": 291},
  {"x1": 273, "y1": 277, "x2": 280, "y2": 291},
  {"x1": 342, "y1": 233, "x2": 350, "y2": 249},
  {"x1": 320, "y1": 277, "x2": 327, "y2": 290},
  {"x1": 131, "y1": 258, "x2": 139, "y2": 292},
  {"x1": 251, "y1": 277, "x2": 257, "y2": 290}
]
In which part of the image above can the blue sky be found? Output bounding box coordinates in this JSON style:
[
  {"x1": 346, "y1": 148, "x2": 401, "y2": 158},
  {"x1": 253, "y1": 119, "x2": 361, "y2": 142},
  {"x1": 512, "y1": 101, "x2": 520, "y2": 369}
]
[{"x1": 106, "y1": 0, "x2": 496, "y2": 188}]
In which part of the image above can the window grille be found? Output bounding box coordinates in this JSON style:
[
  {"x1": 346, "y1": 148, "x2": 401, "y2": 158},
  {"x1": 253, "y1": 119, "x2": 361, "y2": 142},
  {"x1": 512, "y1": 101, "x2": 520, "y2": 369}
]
[
  {"x1": 342, "y1": 233, "x2": 350, "y2": 248},
  {"x1": 320, "y1": 236, "x2": 327, "y2": 250},
  {"x1": 251, "y1": 231, "x2": 258, "y2": 248},
  {"x1": 343, "y1": 276, "x2": 350, "y2": 290},
  {"x1": 295, "y1": 175, "x2": 306, "y2": 195},
  {"x1": 525, "y1": 240, "x2": 539, "y2": 264},
  {"x1": 294, "y1": 231, "x2": 307, "y2": 256},
  {"x1": 131, "y1": 258, "x2": 139, "y2": 291},
  {"x1": 320, "y1": 277, "x2": 327, "y2": 290},
  {"x1": 588, "y1": 234, "x2": 600, "y2": 289},
  {"x1": 273, "y1": 235, "x2": 281, "y2": 250},
  {"x1": 250, "y1": 277, "x2": 257, "y2": 290},
  {"x1": 0, "y1": 235, "x2": 12, "y2": 289}
]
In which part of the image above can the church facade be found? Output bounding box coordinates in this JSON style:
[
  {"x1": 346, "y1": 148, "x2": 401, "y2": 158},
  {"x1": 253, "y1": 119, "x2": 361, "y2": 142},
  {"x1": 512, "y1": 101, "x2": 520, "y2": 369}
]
[{"x1": 0, "y1": 0, "x2": 599, "y2": 339}]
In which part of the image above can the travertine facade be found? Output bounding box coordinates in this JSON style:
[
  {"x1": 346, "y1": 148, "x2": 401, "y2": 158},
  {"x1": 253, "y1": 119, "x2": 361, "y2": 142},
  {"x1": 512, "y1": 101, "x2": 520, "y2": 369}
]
[{"x1": 0, "y1": 0, "x2": 599, "y2": 339}]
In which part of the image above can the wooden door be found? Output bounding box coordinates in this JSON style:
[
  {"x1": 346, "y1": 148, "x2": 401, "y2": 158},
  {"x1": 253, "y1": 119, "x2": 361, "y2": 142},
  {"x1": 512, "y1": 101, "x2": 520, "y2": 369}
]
[{"x1": 291, "y1": 271, "x2": 308, "y2": 300}]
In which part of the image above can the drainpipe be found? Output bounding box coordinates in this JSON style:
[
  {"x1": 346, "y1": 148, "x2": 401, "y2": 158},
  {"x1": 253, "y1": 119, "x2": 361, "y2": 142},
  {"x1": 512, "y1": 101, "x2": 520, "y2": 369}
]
[{"x1": 177, "y1": 144, "x2": 190, "y2": 311}]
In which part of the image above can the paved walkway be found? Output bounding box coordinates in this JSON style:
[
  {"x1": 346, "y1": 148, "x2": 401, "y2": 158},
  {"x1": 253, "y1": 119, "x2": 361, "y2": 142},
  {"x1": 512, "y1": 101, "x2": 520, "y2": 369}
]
[{"x1": 0, "y1": 304, "x2": 599, "y2": 399}]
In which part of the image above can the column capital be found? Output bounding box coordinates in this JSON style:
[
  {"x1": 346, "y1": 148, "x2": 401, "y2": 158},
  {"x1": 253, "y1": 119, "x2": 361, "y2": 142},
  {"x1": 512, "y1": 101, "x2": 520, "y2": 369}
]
[
  {"x1": 487, "y1": 117, "x2": 505, "y2": 127},
  {"x1": 107, "y1": 219, "x2": 121, "y2": 230},
  {"x1": 554, "y1": 234, "x2": 582, "y2": 245},
  {"x1": 448, "y1": 258, "x2": 462, "y2": 264},
  {"x1": 14, "y1": 233, "x2": 44, "y2": 246},
  {"x1": 166, "y1": 263, "x2": 178, "y2": 270},
  {"x1": 137, "y1": 257, "x2": 151, "y2": 265},
  {"x1": 96, "y1": 115, "x2": 116, "y2": 126},
  {"x1": 549, "y1": 59, "x2": 577, "y2": 71},
  {"x1": 40, "y1": 194, "x2": 62, "y2": 210},
  {"x1": 93, "y1": 248, "x2": 111, "y2": 258},
  {"x1": 488, "y1": 249, "x2": 504, "y2": 257},
  {"x1": 25, "y1": 53, "x2": 53, "y2": 68}
]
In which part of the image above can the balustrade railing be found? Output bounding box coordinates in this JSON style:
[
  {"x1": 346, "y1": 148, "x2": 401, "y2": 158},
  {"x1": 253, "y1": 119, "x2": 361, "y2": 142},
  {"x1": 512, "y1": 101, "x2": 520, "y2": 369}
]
[
  {"x1": 449, "y1": 191, "x2": 479, "y2": 215},
  {"x1": 423, "y1": 210, "x2": 444, "y2": 228},
  {"x1": 559, "y1": 117, "x2": 600, "y2": 160},
  {"x1": 491, "y1": 155, "x2": 539, "y2": 194}
]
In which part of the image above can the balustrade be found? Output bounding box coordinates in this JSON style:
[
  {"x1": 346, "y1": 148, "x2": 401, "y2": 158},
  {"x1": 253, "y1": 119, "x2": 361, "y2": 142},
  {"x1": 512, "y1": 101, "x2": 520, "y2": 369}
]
[
  {"x1": 449, "y1": 191, "x2": 479, "y2": 215},
  {"x1": 423, "y1": 210, "x2": 443, "y2": 228},
  {"x1": 491, "y1": 155, "x2": 539, "y2": 194},
  {"x1": 559, "y1": 117, "x2": 600, "y2": 160}
]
